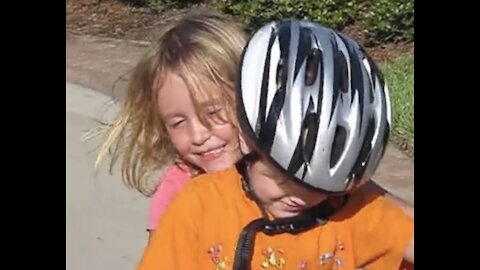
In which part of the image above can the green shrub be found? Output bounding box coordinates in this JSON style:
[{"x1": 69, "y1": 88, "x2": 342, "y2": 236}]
[
  {"x1": 362, "y1": 0, "x2": 414, "y2": 45},
  {"x1": 212, "y1": 0, "x2": 359, "y2": 32},
  {"x1": 133, "y1": 0, "x2": 413, "y2": 46}
]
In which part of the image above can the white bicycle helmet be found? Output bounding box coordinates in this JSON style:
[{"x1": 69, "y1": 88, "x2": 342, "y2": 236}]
[{"x1": 237, "y1": 19, "x2": 391, "y2": 192}]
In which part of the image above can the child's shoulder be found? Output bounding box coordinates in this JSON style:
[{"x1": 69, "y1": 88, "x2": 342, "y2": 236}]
[
  {"x1": 186, "y1": 166, "x2": 240, "y2": 191},
  {"x1": 154, "y1": 164, "x2": 191, "y2": 190},
  {"x1": 333, "y1": 181, "x2": 412, "y2": 227},
  {"x1": 161, "y1": 164, "x2": 191, "y2": 180},
  {"x1": 163, "y1": 166, "x2": 243, "y2": 214},
  {"x1": 331, "y1": 183, "x2": 414, "y2": 268}
]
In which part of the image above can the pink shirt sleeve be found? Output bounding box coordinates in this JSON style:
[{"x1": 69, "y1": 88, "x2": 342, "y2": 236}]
[{"x1": 147, "y1": 165, "x2": 191, "y2": 231}]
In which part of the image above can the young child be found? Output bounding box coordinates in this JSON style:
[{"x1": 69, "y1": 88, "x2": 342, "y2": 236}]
[
  {"x1": 94, "y1": 9, "x2": 247, "y2": 235},
  {"x1": 137, "y1": 19, "x2": 413, "y2": 270}
]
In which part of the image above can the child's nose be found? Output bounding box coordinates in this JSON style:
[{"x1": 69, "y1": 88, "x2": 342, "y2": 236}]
[{"x1": 190, "y1": 119, "x2": 211, "y2": 146}]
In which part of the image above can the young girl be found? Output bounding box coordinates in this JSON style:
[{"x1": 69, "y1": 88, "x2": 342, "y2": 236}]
[
  {"x1": 137, "y1": 19, "x2": 413, "y2": 270},
  {"x1": 94, "y1": 9, "x2": 247, "y2": 235}
]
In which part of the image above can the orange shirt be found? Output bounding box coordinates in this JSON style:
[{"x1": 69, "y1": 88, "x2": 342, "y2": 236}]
[{"x1": 138, "y1": 167, "x2": 413, "y2": 270}]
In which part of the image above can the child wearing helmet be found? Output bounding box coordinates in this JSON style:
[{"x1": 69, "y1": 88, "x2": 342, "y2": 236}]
[{"x1": 137, "y1": 19, "x2": 413, "y2": 270}]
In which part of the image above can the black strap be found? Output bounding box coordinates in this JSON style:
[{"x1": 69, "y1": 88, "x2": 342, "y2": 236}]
[
  {"x1": 232, "y1": 200, "x2": 341, "y2": 270},
  {"x1": 232, "y1": 218, "x2": 265, "y2": 270},
  {"x1": 232, "y1": 159, "x2": 348, "y2": 270}
]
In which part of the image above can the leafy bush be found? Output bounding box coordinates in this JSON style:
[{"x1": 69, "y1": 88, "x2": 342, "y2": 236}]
[
  {"x1": 213, "y1": 0, "x2": 359, "y2": 32},
  {"x1": 362, "y1": 0, "x2": 414, "y2": 45},
  {"x1": 137, "y1": 0, "x2": 413, "y2": 44}
]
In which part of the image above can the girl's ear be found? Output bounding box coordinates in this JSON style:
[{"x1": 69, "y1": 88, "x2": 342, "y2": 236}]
[
  {"x1": 238, "y1": 133, "x2": 252, "y2": 155},
  {"x1": 238, "y1": 132, "x2": 262, "y2": 163}
]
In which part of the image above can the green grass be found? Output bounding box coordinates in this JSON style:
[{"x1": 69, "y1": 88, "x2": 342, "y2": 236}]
[{"x1": 381, "y1": 56, "x2": 414, "y2": 157}]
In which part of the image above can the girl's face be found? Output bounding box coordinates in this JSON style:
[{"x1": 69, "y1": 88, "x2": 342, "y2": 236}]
[
  {"x1": 247, "y1": 157, "x2": 328, "y2": 219},
  {"x1": 157, "y1": 72, "x2": 242, "y2": 173}
]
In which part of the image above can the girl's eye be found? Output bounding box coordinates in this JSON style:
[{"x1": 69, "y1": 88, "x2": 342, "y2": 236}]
[
  {"x1": 206, "y1": 106, "x2": 222, "y2": 116},
  {"x1": 207, "y1": 108, "x2": 220, "y2": 115},
  {"x1": 170, "y1": 119, "x2": 185, "y2": 128}
]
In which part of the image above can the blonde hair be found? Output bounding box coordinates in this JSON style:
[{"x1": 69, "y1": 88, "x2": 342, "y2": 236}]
[{"x1": 94, "y1": 9, "x2": 247, "y2": 196}]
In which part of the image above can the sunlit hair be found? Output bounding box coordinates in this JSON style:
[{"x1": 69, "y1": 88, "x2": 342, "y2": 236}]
[{"x1": 92, "y1": 8, "x2": 247, "y2": 195}]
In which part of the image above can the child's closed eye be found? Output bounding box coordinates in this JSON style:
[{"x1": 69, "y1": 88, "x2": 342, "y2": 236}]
[
  {"x1": 169, "y1": 119, "x2": 185, "y2": 128},
  {"x1": 204, "y1": 105, "x2": 225, "y2": 118},
  {"x1": 206, "y1": 107, "x2": 221, "y2": 116},
  {"x1": 202, "y1": 103, "x2": 228, "y2": 124}
]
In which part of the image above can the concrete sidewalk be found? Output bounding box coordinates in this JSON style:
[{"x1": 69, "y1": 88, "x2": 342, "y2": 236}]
[{"x1": 66, "y1": 83, "x2": 150, "y2": 270}]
